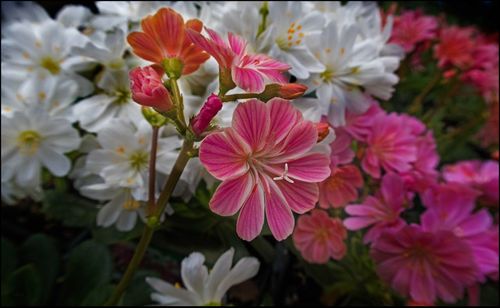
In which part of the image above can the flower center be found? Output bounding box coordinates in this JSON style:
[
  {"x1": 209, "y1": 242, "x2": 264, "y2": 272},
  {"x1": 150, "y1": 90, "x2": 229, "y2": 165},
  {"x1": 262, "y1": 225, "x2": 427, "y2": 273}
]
[
  {"x1": 204, "y1": 302, "x2": 221, "y2": 306},
  {"x1": 314, "y1": 228, "x2": 330, "y2": 243},
  {"x1": 276, "y1": 22, "x2": 305, "y2": 50},
  {"x1": 114, "y1": 89, "x2": 131, "y2": 105},
  {"x1": 320, "y1": 69, "x2": 334, "y2": 82},
  {"x1": 108, "y1": 58, "x2": 125, "y2": 69},
  {"x1": 122, "y1": 194, "x2": 141, "y2": 211},
  {"x1": 272, "y1": 163, "x2": 294, "y2": 183},
  {"x1": 129, "y1": 151, "x2": 149, "y2": 171},
  {"x1": 17, "y1": 130, "x2": 42, "y2": 155},
  {"x1": 40, "y1": 56, "x2": 61, "y2": 75}
]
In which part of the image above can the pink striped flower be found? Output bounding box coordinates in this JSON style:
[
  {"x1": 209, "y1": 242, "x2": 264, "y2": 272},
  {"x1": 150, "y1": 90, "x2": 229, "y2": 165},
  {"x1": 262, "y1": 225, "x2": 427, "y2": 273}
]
[
  {"x1": 390, "y1": 10, "x2": 438, "y2": 53},
  {"x1": 442, "y1": 160, "x2": 499, "y2": 206},
  {"x1": 199, "y1": 99, "x2": 330, "y2": 241},
  {"x1": 371, "y1": 225, "x2": 479, "y2": 304},
  {"x1": 361, "y1": 113, "x2": 417, "y2": 178},
  {"x1": 187, "y1": 27, "x2": 290, "y2": 93},
  {"x1": 293, "y1": 209, "x2": 347, "y2": 264},
  {"x1": 344, "y1": 173, "x2": 407, "y2": 243}
]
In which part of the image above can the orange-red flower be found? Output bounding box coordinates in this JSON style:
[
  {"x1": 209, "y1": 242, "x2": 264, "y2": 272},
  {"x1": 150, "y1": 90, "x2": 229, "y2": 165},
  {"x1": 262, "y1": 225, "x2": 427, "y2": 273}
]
[{"x1": 127, "y1": 8, "x2": 209, "y2": 76}]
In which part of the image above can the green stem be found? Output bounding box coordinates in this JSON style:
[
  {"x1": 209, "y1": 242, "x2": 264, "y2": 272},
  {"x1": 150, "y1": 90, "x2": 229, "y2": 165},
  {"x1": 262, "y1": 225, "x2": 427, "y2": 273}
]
[
  {"x1": 147, "y1": 126, "x2": 159, "y2": 216},
  {"x1": 104, "y1": 226, "x2": 154, "y2": 306},
  {"x1": 104, "y1": 139, "x2": 194, "y2": 306},
  {"x1": 221, "y1": 92, "x2": 261, "y2": 102},
  {"x1": 170, "y1": 78, "x2": 186, "y2": 134},
  {"x1": 408, "y1": 72, "x2": 441, "y2": 115},
  {"x1": 257, "y1": 2, "x2": 269, "y2": 38}
]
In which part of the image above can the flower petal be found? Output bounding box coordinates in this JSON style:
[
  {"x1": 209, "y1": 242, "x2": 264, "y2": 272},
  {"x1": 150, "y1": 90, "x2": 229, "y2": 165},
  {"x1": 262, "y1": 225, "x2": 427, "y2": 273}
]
[
  {"x1": 232, "y1": 65, "x2": 265, "y2": 93},
  {"x1": 265, "y1": 180, "x2": 295, "y2": 241},
  {"x1": 236, "y1": 184, "x2": 265, "y2": 241},
  {"x1": 287, "y1": 152, "x2": 331, "y2": 182},
  {"x1": 276, "y1": 180, "x2": 318, "y2": 214},
  {"x1": 210, "y1": 173, "x2": 254, "y2": 216},
  {"x1": 232, "y1": 99, "x2": 270, "y2": 151}
]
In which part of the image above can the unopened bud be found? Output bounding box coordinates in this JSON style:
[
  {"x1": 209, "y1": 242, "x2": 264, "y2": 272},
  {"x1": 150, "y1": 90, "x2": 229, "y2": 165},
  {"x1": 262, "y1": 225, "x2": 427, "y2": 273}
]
[
  {"x1": 130, "y1": 66, "x2": 174, "y2": 112},
  {"x1": 316, "y1": 122, "x2": 330, "y2": 142},
  {"x1": 191, "y1": 94, "x2": 223, "y2": 136},
  {"x1": 259, "y1": 83, "x2": 307, "y2": 101}
]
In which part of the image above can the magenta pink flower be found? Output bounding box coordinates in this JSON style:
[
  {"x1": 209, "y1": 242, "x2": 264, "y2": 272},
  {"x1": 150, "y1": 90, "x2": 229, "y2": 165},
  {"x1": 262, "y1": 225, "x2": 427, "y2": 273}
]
[
  {"x1": 421, "y1": 196, "x2": 498, "y2": 281},
  {"x1": 434, "y1": 26, "x2": 476, "y2": 69},
  {"x1": 421, "y1": 182, "x2": 480, "y2": 209},
  {"x1": 199, "y1": 99, "x2": 330, "y2": 241},
  {"x1": 187, "y1": 27, "x2": 289, "y2": 93},
  {"x1": 442, "y1": 160, "x2": 499, "y2": 206},
  {"x1": 344, "y1": 173, "x2": 407, "y2": 243},
  {"x1": 319, "y1": 165, "x2": 363, "y2": 209},
  {"x1": 129, "y1": 66, "x2": 173, "y2": 112},
  {"x1": 361, "y1": 113, "x2": 417, "y2": 178},
  {"x1": 401, "y1": 132, "x2": 439, "y2": 193},
  {"x1": 190, "y1": 94, "x2": 223, "y2": 135},
  {"x1": 329, "y1": 129, "x2": 355, "y2": 166},
  {"x1": 390, "y1": 10, "x2": 438, "y2": 53},
  {"x1": 343, "y1": 103, "x2": 383, "y2": 142},
  {"x1": 371, "y1": 225, "x2": 479, "y2": 304},
  {"x1": 293, "y1": 209, "x2": 347, "y2": 263}
]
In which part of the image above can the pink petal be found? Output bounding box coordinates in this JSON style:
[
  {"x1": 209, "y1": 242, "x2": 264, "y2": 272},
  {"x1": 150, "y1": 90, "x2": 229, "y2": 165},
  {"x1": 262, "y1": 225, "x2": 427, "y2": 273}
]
[
  {"x1": 232, "y1": 99, "x2": 270, "y2": 151},
  {"x1": 287, "y1": 153, "x2": 331, "y2": 183},
  {"x1": 232, "y1": 65, "x2": 265, "y2": 93},
  {"x1": 236, "y1": 184, "x2": 265, "y2": 241},
  {"x1": 186, "y1": 28, "x2": 233, "y2": 68},
  {"x1": 459, "y1": 209, "x2": 493, "y2": 237},
  {"x1": 199, "y1": 129, "x2": 248, "y2": 180},
  {"x1": 265, "y1": 180, "x2": 295, "y2": 241},
  {"x1": 276, "y1": 180, "x2": 319, "y2": 214},
  {"x1": 343, "y1": 217, "x2": 377, "y2": 230},
  {"x1": 276, "y1": 121, "x2": 317, "y2": 161},
  {"x1": 381, "y1": 173, "x2": 405, "y2": 210},
  {"x1": 267, "y1": 98, "x2": 301, "y2": 145},
  {"x1": 228, "y1": 32, "x2": 246, "y2": 56},
  {"x1": 210, "y1": 173, "x2": 254, "y2": 216}
]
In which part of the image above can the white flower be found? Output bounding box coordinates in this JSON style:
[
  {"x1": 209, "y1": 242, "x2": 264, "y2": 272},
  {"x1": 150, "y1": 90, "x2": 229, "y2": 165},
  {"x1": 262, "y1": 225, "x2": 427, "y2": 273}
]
[
  {"x1": 1, "y1": 110, "x2": 81, "y2": 189},
  {"x1": 91, "y1": 1, "x2": 164, "y2": 32},
  {"x1": 2, "y1": 74, "x2": 78, "y2": 121},
  {"x1": 1, "y1": 179, "x2": 43, "y2": 205},
  {"x1": 73, "y1": 69, "x2": 142, "y2": 132},
  {"x1": 146, "y1": 248, "x2": 260, "y2": 306},
  {"x1": 1, "y1": 19, "x2": 94, "y2": 96},
  {"x1": 264, "y1": 2, "x2": 326, "y2": 79}
]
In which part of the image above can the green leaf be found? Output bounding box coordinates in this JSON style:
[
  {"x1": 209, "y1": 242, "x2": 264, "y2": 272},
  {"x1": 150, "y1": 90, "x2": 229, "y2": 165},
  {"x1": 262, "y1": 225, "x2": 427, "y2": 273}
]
[
  {"x1": 81, "y1": 284, "x2": 114, "y2": 306},
  {"x1": 1, "y1": 238, "x2": 17, "y2": 282},
  {"x1": 3, "y1": 264, "x2": 43, "y2": 306},
  {"x1": 20, "y1": 234, "x2": 59, "y2": 304},
  {"x1": 42, "y1": 190, "x2": 98, "y2": 227},
  {"x1": 59, "y1": 240, "x2": 112, "y2": 305},
  {"x1": 91, "y1": 223, "x2": 143, "y2": 245},
  {"x1": 123, "y1": 270, "x2": 159, "y2": 306}
]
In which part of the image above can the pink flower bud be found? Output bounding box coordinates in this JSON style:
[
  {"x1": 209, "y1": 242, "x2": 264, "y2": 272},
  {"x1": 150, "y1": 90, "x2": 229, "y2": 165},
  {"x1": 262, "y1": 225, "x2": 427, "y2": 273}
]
[
  {"x1": 129, "y1": 66, "x2": 173, "y2": 112},
  {"x1": 278, "y1": 83, "x2": 308, "y2": 100},
  {"x1": 191, "y1": 94, "x2": 223, "y2": 135}
]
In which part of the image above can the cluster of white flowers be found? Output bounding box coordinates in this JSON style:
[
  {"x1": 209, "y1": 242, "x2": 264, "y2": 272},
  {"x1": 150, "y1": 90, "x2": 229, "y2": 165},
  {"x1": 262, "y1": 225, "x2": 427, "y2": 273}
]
[{"x1": 1, "y1": 0, "x2": 400, "y2": 229}]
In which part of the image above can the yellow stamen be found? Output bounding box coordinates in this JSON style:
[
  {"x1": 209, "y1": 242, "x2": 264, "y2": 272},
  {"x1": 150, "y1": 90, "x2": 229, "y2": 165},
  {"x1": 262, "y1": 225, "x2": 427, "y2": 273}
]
[{"x1": 17, "y1": 130, "x2": 42, "y2": 155}]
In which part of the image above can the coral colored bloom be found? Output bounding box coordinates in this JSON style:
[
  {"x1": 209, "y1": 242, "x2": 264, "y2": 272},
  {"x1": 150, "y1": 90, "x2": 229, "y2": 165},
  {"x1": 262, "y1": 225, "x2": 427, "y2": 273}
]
[
  {"x1": 442, "y1": 160, "x2": 499, "y2": 205},
  {"x1": 390, "y1": 10, "x2": 438, "y2": 53},
  {"x1": 293, "y1": 209, "x2": 347, "y2": 263},
  {"x1": 278, "y1": 83, "x2": 308, "y2": 100},
  {"x1": 371, "y1": 225, "x2": 479, "y2": 304},
  {"x1": 127, "y1": 8, "x2": 209, "y2": 75},
  {"x1": 319, "y1": 165, "x2": 363, "y2": 209},
  {"x1": 199, "y1": 99, "x2": 330, "y2": 241},
  {"x1": 361, "y1": 113, "x2": 417, "y2": 178},
  {"x1": 344, "y1": 173, "x2": 407, "y2": 243},
  {"x1": 434, "y1": 26, "x2": 476, "y2": 69},
  {"x1": 129, "y1": 66, "x2": 173, "y2": 112},
  {"x1": 187, "y1": 27, "x2": 290, "y2": 92},
  {"x1": 191, "y1": 94, "x2": 223, "y2": 136}
]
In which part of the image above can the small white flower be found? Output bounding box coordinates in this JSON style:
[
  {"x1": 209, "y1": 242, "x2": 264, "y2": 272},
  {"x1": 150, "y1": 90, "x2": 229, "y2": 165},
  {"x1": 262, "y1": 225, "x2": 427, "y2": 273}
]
[
  {"x1": 2, "y1": 74, "x2": 78, "y2": 121},
  {"x1": 73, "y1": 69, "x2": 142, "y2": 132},
  {"x1": 1, "y1": 109, "x2": 81, "y2": 188},
  {"x1": 1, "y1": 19, "x2": 94, "y2": 96},
  {"x1": 146, "y1": 248, "x2": 260, "y2": 306}
]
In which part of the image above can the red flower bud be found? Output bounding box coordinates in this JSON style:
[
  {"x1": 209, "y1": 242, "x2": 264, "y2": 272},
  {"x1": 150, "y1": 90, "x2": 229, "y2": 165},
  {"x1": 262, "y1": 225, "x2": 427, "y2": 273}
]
[
  {"x1": 191, "y1": 94, "x2": 223, "y2": 135},
  {"x1": 278, "y1": 83, "x2": 308, "y2": 100},
  {"x1": 316, "y1": 122, "x2": 330, "y2": 143},
  {"x1": 129, "y1": 66, "x2": 173, "y2": 112}
]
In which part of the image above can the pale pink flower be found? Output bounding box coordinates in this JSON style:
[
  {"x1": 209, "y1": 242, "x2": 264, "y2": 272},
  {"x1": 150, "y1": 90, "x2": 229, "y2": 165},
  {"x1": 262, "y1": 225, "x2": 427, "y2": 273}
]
[
  {"x1": 199, "y1": 99, "x2": 330, "y2": 241},
  {"x1": 401, "y1": 132, "x2": 439, "y2": 193},
  {"x1": 293, "y1": 209, "x2": 347, "y2": 264},
  {"x1": 187, "y1": 28, "x2": 289, "y2": 93},
  {"x1": 319, "y1": 164, "x2": 363, "y2": 209},
  {"x1": 434, "y1": 26, "x2": 476, "y2": 69},
  {"x1": 421, "y1": 196, "x2": 498, "y2": 281},
  {"x1": 190, "y1": 94, "x2": 223, "y2": 136},
  {"x1": 343, "y1": 103, "x2": 383, "y2": 142},
  {"x1": 344, "y1": 173, "x2": 407, "y2": 243},
  {"x1": 129, "y1": 66, "x2": 173, "y2": 112},
  {"x1": 371, "y1": 225, "x2": 478, "y2": 304},
  {"x1": 442, "y1": 160, "x2": 499, "y2": 206},
  {"x1": 361, "y1": 113, "x2": 417, "y2": 179},
  {"x1": 390, "y1": 10, "x2": 438, "y2": 53}
]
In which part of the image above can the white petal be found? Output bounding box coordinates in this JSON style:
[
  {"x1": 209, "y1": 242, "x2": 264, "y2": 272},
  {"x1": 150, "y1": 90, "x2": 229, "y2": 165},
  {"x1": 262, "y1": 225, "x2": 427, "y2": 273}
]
[
  {"x1": 96, "y1": 193, "x2": 126, "y2": 227},
  {"x1": 181, "y1": 252, "x2": 209, "y2": 298},
  {"x1": 39, "y1": 145, "x2": 71, "y2": 176},
  {"x1": 146, "y1": 277, "x2": 200, "y2": 306},
  {"x1": 214, "y1": 257, "x2": 260, "y2": 301},
  {"x1": 206, "y1": 248, "x2": 234, "y2": 301},
  {"x1": 116, "y1": 211, "x2": 137, "y2": 231}
]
